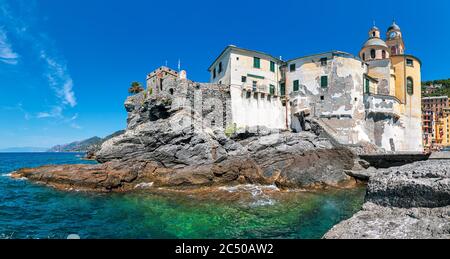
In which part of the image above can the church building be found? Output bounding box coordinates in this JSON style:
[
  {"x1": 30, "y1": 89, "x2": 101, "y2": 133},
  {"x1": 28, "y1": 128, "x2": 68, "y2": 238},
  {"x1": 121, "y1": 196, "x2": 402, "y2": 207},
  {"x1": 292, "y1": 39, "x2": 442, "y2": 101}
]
[{"x1": 206, "y1": 21, "x2": 423, "y2": 152}]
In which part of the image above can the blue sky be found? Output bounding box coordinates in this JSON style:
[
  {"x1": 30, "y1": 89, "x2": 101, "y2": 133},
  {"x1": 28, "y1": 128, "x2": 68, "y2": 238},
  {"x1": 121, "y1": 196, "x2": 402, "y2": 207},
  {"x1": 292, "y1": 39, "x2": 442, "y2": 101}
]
[{"x1": 0, "y1": 0, "x2": 449, "y2": 148}]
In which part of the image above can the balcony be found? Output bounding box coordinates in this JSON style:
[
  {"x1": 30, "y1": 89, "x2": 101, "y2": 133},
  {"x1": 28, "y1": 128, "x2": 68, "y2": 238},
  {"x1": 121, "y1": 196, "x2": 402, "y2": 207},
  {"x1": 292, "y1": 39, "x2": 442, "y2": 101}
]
[
  {"x1": 364, "y1": 94, "x2": 401, "y2": 119},
  {"x1": 242, "y1": 84, "x2": 278, "y2": 96}
]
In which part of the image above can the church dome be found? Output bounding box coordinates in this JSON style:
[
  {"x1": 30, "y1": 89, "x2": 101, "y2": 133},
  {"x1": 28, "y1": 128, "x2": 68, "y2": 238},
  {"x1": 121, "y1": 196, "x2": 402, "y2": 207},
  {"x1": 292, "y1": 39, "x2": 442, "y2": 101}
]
[
  {"x1": 388, "y1": 22, "x2": 401, "y2": 31},
  {"x1": 363, "y1": 38, "x2": 388, "y2": 48}
]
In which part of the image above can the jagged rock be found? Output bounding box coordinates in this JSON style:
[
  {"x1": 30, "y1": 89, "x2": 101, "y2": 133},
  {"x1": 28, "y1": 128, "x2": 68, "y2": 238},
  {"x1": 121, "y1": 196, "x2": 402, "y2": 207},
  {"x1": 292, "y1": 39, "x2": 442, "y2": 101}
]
[
  {"x1": 366, "y1": 161, "x2": 450, "y2": 208},
  {"x1": 13, "y1": 78, "x2": 358, "y2": 191},
  {"x1": 323, "y1": 203, "x2": 450, "y2": 239},
  {"x1": 324, "y1": 160, "x2": 450, "y2": 239}
]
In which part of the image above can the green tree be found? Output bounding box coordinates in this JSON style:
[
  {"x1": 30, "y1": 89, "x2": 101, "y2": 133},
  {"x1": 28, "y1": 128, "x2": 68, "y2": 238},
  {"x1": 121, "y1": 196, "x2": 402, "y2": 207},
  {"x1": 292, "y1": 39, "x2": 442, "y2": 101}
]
[{"x1": 128, "y1": 81, "x2": 144, "y2": 94}]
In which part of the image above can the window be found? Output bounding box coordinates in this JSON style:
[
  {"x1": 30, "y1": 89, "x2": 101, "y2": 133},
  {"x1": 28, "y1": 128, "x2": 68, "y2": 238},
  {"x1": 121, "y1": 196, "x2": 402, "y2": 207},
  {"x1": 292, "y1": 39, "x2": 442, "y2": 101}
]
[
  {"x1": 253, "y1": 57, "x2": 261, "y2": 68},
  {"x1": 270, "y1": 61, "x2": 275, "y2": 72},
  {"x1": 391, "y1": 46, "x2": 397, "y2": 55},
  {"x1": 293, "y1": 80, "x2": 299, "y2": 92},
  {"x1": 406, "y1": 59, "x2": 414, "y2": 67},
  {"x1": 290, "y1": 64, "x2": 296, "y2": 72},
  {"x1": 320, "y1": 58, "x2": 327, "y2": 66},
  {"x1": 218, "y1": 62, "x2": 223, "y2": 73},
  {"x1": 213, "y1": 68, "x2": 216, "y2": 79},
  {"x1": 372, "y1": 32, "x2": 376, "y2": 37},
  {"x1": 370, "y1": 49, "x2": 376, "y2": 59},
  {"x1": 236, "y1": 57, "x2": 239, "y2": 61},
  {"x1": 270, "y1": 84, "x2": 275, "y2": 95},
  {"x1": 362, "y1": 53, "x2": 366, "y2": 61},
  {"x1": 365, "y1": 78, "x2": 370, "y2": 93},
  {"x1": 241, "y1": 76, "x2": 247, "y2": 83},
  {"x1": 280, "y1": 83, "x2": 286, "y2": 96},
  {"x1": 321, "y1": 76, "x2": 328, "y2": 88},
  {"x1": 407, "y1": 77, "x2": 414, "y2": 95},
  {"x1": 320, "y1": 96, "x2": 325, "y2": 101},
  {"x1": 382, "y1": 50, "x2": 386, "y2": 59},
  {"x1": 252, "y1": 81, "x2": 257, "y2": 92}
]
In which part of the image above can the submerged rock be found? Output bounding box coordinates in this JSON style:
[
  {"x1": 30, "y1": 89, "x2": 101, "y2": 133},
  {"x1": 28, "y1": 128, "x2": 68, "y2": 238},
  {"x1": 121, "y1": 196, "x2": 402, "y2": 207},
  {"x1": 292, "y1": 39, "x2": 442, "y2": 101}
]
[{"x1": 324, "y1": 160, "x2": 450, "y2": 239}]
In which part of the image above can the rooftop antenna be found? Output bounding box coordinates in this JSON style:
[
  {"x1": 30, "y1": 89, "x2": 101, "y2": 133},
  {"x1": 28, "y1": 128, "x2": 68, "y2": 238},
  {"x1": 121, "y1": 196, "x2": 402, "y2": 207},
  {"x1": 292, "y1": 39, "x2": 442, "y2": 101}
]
[
  {"x1": 178, "y1": 59, "x2": 181, "y2": 72},
  {"x1": 373, "y1": 20, "x2": 376, "y2": 27},
  {"x1": 165, "y1": 60, "x2": 168, "y2": 67}
]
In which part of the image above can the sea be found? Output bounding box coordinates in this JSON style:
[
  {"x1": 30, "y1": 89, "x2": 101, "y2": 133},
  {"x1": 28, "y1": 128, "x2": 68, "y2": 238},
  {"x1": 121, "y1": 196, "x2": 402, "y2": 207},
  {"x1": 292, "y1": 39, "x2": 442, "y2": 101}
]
[{"x1": 0, "y1": 152, "x2": 365, "y2": 239}]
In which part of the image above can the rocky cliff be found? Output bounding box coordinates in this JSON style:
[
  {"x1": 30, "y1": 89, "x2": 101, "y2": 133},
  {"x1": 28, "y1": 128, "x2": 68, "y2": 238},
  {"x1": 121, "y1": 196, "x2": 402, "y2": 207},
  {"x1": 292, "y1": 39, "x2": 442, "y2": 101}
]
[
  {"x1": 324, "y1": 160, "x2": 450, "y2": 239},
  {"x1": 13, "y1": 78, "x2": 359, "y2": 191}
]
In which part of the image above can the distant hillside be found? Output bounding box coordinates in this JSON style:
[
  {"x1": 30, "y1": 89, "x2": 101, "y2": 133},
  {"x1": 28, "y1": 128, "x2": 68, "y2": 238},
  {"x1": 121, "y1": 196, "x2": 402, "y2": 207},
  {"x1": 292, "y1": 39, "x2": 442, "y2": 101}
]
[
  {"x1": 47, "y1": 137, "x2": 103, "y2": 152},
  {"x1": 47, "y1": 130, "x2": 125, "y2": 153},
  {"x1": 0, "y1": 147, "x2": 49, "y2": 153},
  {"x1": 422, "y1": 78, "x2": 450, "y2": 97}
]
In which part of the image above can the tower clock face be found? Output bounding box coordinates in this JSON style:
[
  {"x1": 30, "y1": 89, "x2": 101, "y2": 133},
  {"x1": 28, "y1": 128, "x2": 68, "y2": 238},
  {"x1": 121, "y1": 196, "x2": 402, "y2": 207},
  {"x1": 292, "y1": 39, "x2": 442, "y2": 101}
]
[{"x1": 390, "y1": 32, "x2": 397, "y2": 39}]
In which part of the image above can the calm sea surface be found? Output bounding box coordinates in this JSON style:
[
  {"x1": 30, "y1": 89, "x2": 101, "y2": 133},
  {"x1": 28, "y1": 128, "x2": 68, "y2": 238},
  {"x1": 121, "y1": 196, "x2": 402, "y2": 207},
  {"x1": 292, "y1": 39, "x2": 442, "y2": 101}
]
[{"x1": 0, "y1": 153, "x2": 365, "y2": 239}]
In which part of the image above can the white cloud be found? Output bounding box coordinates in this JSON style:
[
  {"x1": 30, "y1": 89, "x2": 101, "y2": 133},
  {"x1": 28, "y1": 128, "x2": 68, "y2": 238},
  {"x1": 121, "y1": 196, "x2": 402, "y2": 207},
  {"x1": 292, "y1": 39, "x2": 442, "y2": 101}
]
[
  {"x1": 70, "y1": 123, "x2": 82, "y2": 130},
  {"x1": 40, "y1": 51, "x2": 77, "y2": 108},
  {"x1": 36, "y1": 106, "x2": 63, "y2": 119},
  {"x1": 0, "y1": 28, "x2": 19, "y2": 65},
  {"x1": 1, "y1": 0, "x2": 78, "y2": 126}
]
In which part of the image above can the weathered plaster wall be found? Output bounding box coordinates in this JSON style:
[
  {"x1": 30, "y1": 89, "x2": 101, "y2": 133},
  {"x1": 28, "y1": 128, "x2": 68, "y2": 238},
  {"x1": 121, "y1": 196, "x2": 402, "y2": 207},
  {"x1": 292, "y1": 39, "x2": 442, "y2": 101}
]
[
  {"x1": 286, "y1": 54, "x2": 369, "y2": 144},
  {"x1": 366, "y1": 59, "x2": 393, "y2": 95}
]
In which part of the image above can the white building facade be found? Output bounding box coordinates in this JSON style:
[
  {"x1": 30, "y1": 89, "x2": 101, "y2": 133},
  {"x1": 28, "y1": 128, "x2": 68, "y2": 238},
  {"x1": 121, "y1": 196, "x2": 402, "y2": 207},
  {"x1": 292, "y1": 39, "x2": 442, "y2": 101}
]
[{"x1": 206, "y1": 22, "x2": 423, "y2": 152}]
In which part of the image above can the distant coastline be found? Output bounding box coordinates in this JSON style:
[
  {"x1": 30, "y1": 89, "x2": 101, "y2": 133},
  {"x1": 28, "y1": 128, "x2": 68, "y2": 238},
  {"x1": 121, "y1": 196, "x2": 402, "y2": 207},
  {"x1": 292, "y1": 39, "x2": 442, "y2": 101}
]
[{"x1": 0, "y1": 147, "x2": 49, "y2": 153}]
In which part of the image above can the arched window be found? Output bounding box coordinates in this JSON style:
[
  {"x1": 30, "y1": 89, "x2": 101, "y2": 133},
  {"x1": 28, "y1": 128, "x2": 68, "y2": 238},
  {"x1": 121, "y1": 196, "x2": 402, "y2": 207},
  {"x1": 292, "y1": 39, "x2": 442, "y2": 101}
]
[
  {"x1": 382, "y1": 50, "x2": 386, "y2": 59},
  {"x1": 407, "y1": 77, "x2": 414, "y2": 95},
  {"x1": 391, "y1": 46, "x2": 397, "y2": 55},
  {"x1": 362, "y1": 53, "x2": 366, "y2": 61},
  {"x1": 370, "y1": 49, "x2": 376, "y2": 59}
]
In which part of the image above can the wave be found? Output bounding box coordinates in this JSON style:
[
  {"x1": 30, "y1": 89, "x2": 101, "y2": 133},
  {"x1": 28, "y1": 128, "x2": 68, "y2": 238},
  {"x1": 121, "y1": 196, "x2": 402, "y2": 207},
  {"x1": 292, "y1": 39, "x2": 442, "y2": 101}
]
[
  {"x1": 2, "y1": 171, "x2": 27, "y2": 181},
  {"x1": 134, "y1": 182, "x2": 154, "y2": 189},
  {"x1": 219, "y1": 184, "x2": 279, "y2": 207}
]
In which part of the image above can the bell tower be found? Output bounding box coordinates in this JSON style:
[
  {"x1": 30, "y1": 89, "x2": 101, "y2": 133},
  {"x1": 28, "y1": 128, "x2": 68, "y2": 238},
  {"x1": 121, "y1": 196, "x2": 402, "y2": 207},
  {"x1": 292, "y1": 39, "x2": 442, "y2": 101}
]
[{"x1": 386, "y1": 21, "x2": 405, "y2": 55}]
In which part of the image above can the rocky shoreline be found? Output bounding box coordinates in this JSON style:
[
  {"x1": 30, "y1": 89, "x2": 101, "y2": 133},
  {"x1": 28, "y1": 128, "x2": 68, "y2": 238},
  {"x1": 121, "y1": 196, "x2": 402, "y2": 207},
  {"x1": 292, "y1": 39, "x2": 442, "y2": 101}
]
[
  {"x1": 10, "y1": 78, "x2": 450, "y2": 239},
  {"x1": 12, "y1": 79, "x2": 362, "y2": 192},
  {"x1": 324, "y1": 160, "x2": 450, "y2": 239}
]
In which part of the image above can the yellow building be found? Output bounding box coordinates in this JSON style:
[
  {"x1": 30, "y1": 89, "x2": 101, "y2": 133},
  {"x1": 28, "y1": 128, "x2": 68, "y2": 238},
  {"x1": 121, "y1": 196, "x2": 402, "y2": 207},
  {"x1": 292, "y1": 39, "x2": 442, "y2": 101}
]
[
  {"x1": 436, "y1": 108, "x2": 450, "y2": 147},
  {"x1": 359, "y1": 21, "x2": 423, "y2": 152}
]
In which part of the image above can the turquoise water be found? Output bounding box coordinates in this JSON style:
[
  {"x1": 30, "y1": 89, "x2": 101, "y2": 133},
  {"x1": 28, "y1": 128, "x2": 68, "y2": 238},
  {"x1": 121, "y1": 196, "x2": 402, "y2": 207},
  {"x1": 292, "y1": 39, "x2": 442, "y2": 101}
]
[{"x1": 0, "y1": 153, "x2": 365, "y2": 239}]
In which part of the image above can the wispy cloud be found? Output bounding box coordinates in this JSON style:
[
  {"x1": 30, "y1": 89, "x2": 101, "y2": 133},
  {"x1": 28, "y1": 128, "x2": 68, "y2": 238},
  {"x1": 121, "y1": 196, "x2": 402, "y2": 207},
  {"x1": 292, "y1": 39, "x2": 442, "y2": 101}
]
[
  {"x1": 40, "y1": 51, "x2": 77, "y2": 107},
  {"x1": 36, "y1": 106, "x2": 63, "y2": 119},
  {"x1": 0, "y1": 28, "x2": 19, "y2": 65},
  {"x1": 1, "y1": 103, "x2": 30, "y2": 120},
  {"x1": 0, "y1": 0, "x2": 79, "y2": 127}
]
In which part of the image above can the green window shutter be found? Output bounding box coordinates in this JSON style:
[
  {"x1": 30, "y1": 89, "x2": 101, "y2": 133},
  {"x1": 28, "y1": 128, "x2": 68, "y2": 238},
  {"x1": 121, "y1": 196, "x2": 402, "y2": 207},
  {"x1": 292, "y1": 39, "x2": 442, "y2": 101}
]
[
  {"x1": 270, "y1": 61, "x2": 275, "y2": 72},
  {"x1": 321, "y1": 76, "x2": 328, "y2": 88},
  {"x1": 293, "y1": 80, "x2": 299, "y2": 92},
  {"x1": 270, "y1": 84, "x2": 275, "y2": 95},
  {"x1": 280, "y1": 83, "x2": 286, "y2": 96},
  {"x1": 254, "y1": 57, "x2": 261, "y2": 68},
  {"x1": 365, "y1": 78, "x2": 370, "y2": 93}
]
